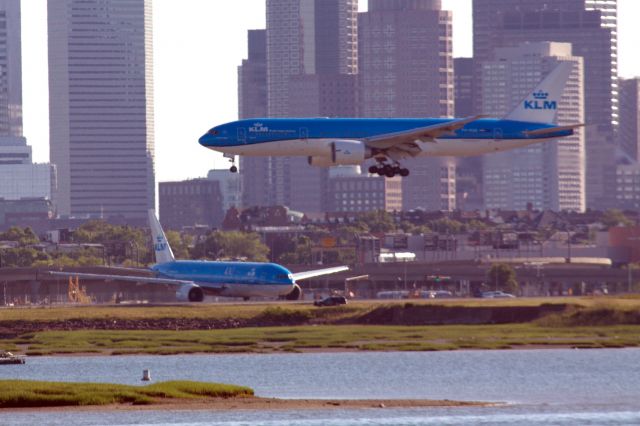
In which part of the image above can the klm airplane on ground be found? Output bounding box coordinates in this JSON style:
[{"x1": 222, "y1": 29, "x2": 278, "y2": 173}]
[
  {"x1": 200, "y1": 63, "x2": 583, "y2": 177},
  {"x1": 49, "y1": 211, "x2": 347, "y2": 302}
]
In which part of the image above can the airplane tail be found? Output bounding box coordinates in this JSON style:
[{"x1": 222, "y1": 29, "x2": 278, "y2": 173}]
[
  {"x1": 504, "y1": 62, "x2": 573, "y2": 124},
  {"x1": 148, "y1": 209, "x2": 175, "y2": 264}
]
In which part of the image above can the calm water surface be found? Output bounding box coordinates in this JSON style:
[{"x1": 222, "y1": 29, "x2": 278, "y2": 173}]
[{"x1": 0, "y1": 349, "x2": 638, "y2": 425}]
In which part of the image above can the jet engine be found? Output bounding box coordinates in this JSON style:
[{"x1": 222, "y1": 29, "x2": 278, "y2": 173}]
[
  {"x1": 308, "y1": 140, "x2": 368, "y2": 167},
  {"x1": 284, "y1": 284, "x2": 303, "y2": 301},
  {"x1": 176, "y1": 283, "x2": 205, "y2": 302}
]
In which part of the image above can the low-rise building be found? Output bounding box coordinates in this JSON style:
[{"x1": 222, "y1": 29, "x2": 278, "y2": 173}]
[
  {"x1": 0, "y1": 198, "x2": 53, "y2": 232},
  {"x1": 159, "y1": 179, "x2": 224, "y2": 231},
  {"x1": 327, "y1": 173, "x2": 402, "y2": 213}
]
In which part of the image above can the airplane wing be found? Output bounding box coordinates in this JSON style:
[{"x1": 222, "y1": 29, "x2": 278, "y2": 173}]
[
  {"x1": 46, "y1": 271, "x2": 205, "y2": 288},
  {"x1": 523, "y1": 123, "x2": 585, "y2": 136},
  {"x1": 364, "y1": 115, "x2": 488, "y2": 150},
  {"x1": 291, "y1": 266, "x2": 349, "y2": 282}
]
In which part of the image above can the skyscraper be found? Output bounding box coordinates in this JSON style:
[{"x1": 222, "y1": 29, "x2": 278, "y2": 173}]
[
  {"x1": 358, "y1": 0, "x2": 455, "y2": 211},
  {"x1": 454, "y1": 57, "x2": 483, "y2": 210},
  {"x1": 472, "y1": 0, "x2": 618, "y2": 209},
  {"x1": 48, "y1": 0, "x2": 155, "y2": 220},
  {"x1": 0, "y1": 0, "x2": 55, "y2": 202},
  {"x1": 239, "y1": 0, "x2": 358, "y2": 213},
  {"x1": 0, "y1": 0, "x2": 22, "y2": 138},
  {"x1": 237, "y1": 30, "x2": 271, "y2": 208},
  {"x1": 481, "y1": 42, "x2": 585, "y2": 212},
  {"x1": 266, "y1": 0, "x2": 357, "y2": 118},
  {"x1": 454, "y1": 58, "x2": 474, "y2": 118},
  {"x1": 619, "y1": 78, "x2": 640, "y2": 162},
  {"x1": 238, "y1": 30, "x2": 267, "y2": 121}
]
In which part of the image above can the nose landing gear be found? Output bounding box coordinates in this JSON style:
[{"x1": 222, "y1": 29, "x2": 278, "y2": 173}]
[{"x1": 224, "y1": 154, "x2": 238, "y2": 173}]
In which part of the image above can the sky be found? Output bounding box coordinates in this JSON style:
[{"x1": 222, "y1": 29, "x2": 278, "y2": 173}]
[{"x1": 20, "y1": 0, "x2": 640, "y2": 183}]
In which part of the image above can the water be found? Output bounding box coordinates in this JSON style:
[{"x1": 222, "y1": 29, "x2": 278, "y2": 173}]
[{"x1": 0, "y1": 349, "x2": 639, "y2": 425}]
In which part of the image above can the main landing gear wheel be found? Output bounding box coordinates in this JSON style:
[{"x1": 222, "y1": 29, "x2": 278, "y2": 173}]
[
  {"x1": 230, "y1": 165, "x2": 238, "y2": 173},
  {"x1": 369, "y1": 163, "x2": 410, "y2": 178}
]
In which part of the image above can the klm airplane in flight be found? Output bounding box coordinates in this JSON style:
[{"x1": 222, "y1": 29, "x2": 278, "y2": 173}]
[
  {"x1": 200, "y1": 63, "x2": 583, "y2": 177},
  {"x1": 49, "y1": 211, "x2": 347, "y2": 302}
]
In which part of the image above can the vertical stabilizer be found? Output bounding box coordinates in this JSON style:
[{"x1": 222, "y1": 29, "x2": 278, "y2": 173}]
[
  {"x1": 504, "y1": 62, "x2": 573, "y2": 123},
  {"x1": 148, "y1": 210, "x2": 175, "y2": 264}
]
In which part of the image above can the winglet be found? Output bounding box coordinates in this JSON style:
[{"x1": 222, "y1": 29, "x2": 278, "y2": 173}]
[
  {"x1": 505, "y1": 62, "x2": 573, "y2": 124},
  {"x1": 148, "y1": 209, "x2": 175, "y2": 264}
]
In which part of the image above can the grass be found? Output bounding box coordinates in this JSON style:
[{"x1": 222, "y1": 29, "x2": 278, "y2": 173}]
[
  {"x1": 0, "y1": 303, "x2": 367, "y2": 322},
  {"x1": 4, "y1": 297, "x2": 640, "y2": 323},
  {"x1": 7, "y1": 323, "x2": 640, "y2": 356},
  {"x1": 0, "y1": 380, "x2": 254, "y2": 408},
  {"x1": 3, "y1": 298, "x2": 640, "y2": 355}
]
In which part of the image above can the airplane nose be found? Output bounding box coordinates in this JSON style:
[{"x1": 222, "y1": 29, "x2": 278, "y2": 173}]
[{"x1": 198, "y1": 134, "x2": 209, "y2": 146}]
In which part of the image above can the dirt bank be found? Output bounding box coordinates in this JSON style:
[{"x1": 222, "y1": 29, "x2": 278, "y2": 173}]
[{"x1": 0, "y1": 396, "x2": 491, "y2": 412}]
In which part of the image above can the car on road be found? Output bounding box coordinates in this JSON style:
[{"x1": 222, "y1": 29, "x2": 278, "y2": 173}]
[
  {"x1": 481, "y1": 291, "x2": 516, "y2": 298},
  {"x1": 314, "y1": 296, "x2": 348, "y2": 307}
]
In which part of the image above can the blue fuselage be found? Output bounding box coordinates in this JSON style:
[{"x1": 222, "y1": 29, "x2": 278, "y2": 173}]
[
  {"x1": 199, "y1": 118, "x2": 572, "y2": 149},
  {"x1": 150, "y1": 260, "x2": 295, "y2": 297}
]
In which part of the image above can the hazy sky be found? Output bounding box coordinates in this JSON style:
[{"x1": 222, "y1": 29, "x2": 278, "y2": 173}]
[{"x1": 21, "y1": 0, "x2": 640, "y2": 183}]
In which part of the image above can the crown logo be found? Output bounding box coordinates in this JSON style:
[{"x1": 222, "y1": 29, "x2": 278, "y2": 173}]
[
  {"x1": 253, "y1": 122, "x2": 263, "y2": 127},
  {"x1": 532, "y1": 90, "x2": 548, "y2": 100}
]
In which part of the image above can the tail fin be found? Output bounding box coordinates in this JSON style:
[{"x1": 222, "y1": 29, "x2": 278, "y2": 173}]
[
  {"x1": 504, "y1": 62, "x2": 573, "y2": 124},
  {"x1": 148, "y1": 209, "x2": 175, "y2": 264}
]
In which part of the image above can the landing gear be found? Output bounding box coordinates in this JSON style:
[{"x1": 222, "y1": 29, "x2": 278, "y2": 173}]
[
  {"x1": 225, "y1": 154, "x2": 238, "y2": 173},
  {"x1": 368, "y1": 162, "x2": 410, "y2": 178}
]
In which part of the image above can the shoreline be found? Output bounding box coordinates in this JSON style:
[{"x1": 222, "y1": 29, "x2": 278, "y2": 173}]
[
  {"x1": 18, "y1": 342, "x2": 640, "y2": 358},
  {"x1": 0, "y1": 396, "x2": 493, "y2": 412}
]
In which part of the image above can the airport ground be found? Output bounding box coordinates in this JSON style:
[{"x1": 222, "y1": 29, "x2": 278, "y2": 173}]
[{"x1": 1, "y1": 297, "x2": 639, "y2": 356}]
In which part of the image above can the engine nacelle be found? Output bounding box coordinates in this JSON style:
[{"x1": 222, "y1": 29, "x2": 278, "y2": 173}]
[
  {"x1": 284, "y1": 284, "x2": 303, "y2": 301},
  {"x1": 176, "y1": 283, "x2": 204, "y2": 302},
  {"x1": 308, "y1": 140, "x2": 367, "y2": 167}
]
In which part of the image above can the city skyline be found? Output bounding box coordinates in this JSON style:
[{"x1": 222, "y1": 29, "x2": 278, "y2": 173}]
[{"x1": 20, "y1": 0, "x2": 640, "y2": 184}]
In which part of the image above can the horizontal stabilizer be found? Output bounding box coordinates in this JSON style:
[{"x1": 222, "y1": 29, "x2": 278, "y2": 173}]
[
  {"x1": 523, "y1": 123, "x2": 585, "y2": 136},
  {"x1": 291, "y1": 266, "x2": 349, "y2": 281}
]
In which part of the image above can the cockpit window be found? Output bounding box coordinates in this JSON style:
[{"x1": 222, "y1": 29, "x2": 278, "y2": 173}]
[
  {"x1": 277, "y1": 274, "x2": 289, "y2": 280},
  {"x1": 208, "y1": 129, "x2": 219, "y2": 135}
]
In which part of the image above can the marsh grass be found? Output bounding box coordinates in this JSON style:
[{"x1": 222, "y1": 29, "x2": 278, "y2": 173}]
[
  {"x1": 5, "y1": 298, "x2": 640, "y2": 355},
  {"x1": 0, "y1": 380, "x2": 254, "y2": 408},
  {"x1": 2, "y1": 297, "x2": 639, "y2": 325},
  {"x1": 8, "y1": 323, "x2": 640, "y2": 355}
]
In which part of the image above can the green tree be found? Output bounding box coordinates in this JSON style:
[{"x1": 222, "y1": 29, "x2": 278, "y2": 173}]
[
  {"x1": 356, "y1": 210, "x2": 396, "y2": 233},
  {"x1": 0, "y1": 247, "x2": 49, "y2": 267},
  {"x1": 192, "y1": 231, "x2": 269, "y2": 262},
  {"x1": 487, "y1": 263, "x2": 519, "y2": 294},
  {"x1": 0, "y1": 227, "x2": 40, "y2": 245},
  {"x1": 277, "y1": 235, "x2": 313, "y2": 265},
  {"x1": 429, "y1": 218, "x2": 464, "y2": 234},
  {"x1": 601, "y1": 209, "x2": 633, "y2": 229},
  {"x1": 335, "y1": 224, "x2": 368, "y2": 244},
  {"x1": 73, "y1": 220, "x2": 149, "y2": 265},
  {"x1": 164, "y1": 230, "x2": 192, "y2": 259},
  {"x1": 467, "y1": 220, "x2": 489, "y2": 232}
]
